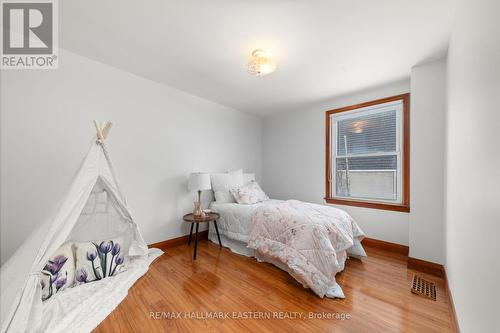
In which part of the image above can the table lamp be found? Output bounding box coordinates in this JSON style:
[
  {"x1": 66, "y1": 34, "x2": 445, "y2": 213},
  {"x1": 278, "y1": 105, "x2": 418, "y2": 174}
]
[{"x1": 188, "y1": 172, "x2": 211, "y2": 217}]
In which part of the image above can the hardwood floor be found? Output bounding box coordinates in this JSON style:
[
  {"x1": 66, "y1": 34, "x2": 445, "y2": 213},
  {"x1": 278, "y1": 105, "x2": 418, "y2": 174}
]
[{"x1": 94, "y1": 240, "x2": 454, "y2": 333}]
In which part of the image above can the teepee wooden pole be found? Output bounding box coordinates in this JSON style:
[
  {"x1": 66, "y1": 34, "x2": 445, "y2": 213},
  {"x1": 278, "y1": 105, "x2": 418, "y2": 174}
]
[
  {"x1": 102, "y1": 121, "x2": 113, "y2": 139},
  {"x1": 93, "y1": 120, "x2": 104, "y2": 141}
]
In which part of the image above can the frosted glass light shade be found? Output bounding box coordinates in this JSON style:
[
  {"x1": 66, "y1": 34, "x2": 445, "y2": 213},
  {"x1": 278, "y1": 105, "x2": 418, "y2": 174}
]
[
  {"x1": 247, "y1": 49, "x2": 276, "y2": 76},
  {"x1": 188, "y1": 172, "x2": 211, "y2": 191}
]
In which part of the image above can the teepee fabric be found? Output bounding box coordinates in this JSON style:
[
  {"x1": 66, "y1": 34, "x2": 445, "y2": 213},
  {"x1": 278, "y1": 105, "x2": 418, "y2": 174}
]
[{"x1": 1, "y1": 140, "x2": 161, "y2": 333}]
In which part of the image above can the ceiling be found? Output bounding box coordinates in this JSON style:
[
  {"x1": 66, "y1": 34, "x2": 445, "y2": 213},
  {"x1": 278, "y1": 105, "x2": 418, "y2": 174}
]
[{"x1": 60, "y1": 1, "x2": 455, "y2": 116}]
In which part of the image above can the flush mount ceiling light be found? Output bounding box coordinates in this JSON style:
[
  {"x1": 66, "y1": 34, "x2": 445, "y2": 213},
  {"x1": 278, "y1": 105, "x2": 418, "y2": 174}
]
[{"x1": 247, "y1": 49, "x2": 276, "y2": 76}]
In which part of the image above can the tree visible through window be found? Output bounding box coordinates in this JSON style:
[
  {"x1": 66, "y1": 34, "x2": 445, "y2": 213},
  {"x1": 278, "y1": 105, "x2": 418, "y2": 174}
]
[{"x1": 325, "y1": 94, "x2": 410, "y2": 212}]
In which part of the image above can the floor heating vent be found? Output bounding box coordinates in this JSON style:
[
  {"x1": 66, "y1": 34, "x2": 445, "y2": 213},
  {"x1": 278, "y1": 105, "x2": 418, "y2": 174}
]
[{"x1": 411, "y1": 274, "x2": 437, "y2": 301}]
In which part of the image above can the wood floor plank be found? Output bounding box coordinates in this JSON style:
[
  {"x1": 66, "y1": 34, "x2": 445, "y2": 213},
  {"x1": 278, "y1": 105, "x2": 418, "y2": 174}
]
[{"x1": 93, "y1": 241, "x2": 454, "y2": 333}]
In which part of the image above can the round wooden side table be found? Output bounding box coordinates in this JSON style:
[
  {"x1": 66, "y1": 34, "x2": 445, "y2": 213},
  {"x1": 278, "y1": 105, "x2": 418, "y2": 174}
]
[{"x1": 183, "y1": 212, "x2": 222, "y2": 260}]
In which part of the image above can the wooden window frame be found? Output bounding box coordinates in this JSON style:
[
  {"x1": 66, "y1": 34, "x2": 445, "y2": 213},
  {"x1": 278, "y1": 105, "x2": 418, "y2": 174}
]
[{"x1": 325, "y1": 93, "x2": 410, "y2": 212}]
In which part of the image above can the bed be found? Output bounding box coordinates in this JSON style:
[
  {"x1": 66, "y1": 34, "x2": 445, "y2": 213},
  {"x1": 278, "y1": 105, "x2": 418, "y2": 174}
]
[{"x1": 208, "y1": 198, "x2": 366, "y2": 299}]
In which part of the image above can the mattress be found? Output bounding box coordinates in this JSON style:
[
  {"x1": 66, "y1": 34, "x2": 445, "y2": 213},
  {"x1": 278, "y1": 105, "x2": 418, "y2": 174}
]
[
  {"x1": 208, "y1": 199, "x2": 365, "y2": 298},
  {"x1": 208, "y1": 199, "x2": 283, "y2": 243},
  {"x1": 209, "y1": 199, "x2": 365, "y2": 259}
]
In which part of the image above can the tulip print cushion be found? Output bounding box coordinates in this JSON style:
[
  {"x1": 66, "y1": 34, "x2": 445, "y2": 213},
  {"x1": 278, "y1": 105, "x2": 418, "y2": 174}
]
[
  {"x1": 39, "y1": 242, "x2": 75, "y2": 301},
  {"x1": 74, "y1": 236, "x2": 128, "y2": 285}
]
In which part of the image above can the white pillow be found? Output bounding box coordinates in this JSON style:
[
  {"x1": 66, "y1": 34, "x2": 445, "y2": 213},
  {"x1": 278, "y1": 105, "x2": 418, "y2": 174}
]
[
  {"x1": 243, "y1": 173, "x2": 255, "y2": 184},
  {"x1": 74, "y1": 236, "x2": 127, "y2": 284},
  {"x1": 230, "y1": 181, "x2": 269, "y2": 204},
  {"x1": 210, "y1": 169, "x2": 244, "y2": 203},
  {"x1": 39, "y1": 242, "x2": 75, "y2": 301}
]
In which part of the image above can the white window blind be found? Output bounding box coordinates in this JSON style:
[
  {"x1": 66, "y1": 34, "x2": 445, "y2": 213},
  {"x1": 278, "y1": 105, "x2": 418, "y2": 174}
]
[{"x1": 330, "y1": 100, "x2": 404, "y2": 203}]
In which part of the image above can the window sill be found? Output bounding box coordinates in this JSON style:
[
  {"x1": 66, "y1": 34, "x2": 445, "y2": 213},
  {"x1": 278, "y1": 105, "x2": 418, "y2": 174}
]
[{"x1": 324, "y1": 197, "x2": 410, "y2": 213}]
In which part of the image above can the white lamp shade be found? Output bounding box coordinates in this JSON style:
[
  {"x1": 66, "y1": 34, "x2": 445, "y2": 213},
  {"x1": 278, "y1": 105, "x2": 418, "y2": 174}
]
[{"x1": 188, "y1": 172, "x2": 211, "y2": 191}]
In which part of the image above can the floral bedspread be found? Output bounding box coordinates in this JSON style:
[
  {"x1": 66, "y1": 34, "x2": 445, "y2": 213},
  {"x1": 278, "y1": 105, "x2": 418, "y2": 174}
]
[{"x1": 247, "y1": 200, "x2": 365, "y2": 297}]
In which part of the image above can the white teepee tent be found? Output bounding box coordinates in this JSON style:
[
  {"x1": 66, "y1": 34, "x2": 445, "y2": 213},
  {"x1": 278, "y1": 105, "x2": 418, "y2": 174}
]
[{"x1": 0, "y1": 122, "x2": 162, "y2": 333}]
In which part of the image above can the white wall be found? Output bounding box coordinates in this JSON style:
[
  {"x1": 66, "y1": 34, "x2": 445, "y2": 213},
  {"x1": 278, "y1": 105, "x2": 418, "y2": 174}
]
[
  {"x1": 409, "y1": 59, "x2": 447, "y2": 264},
  {"x1": 0, "y1": 50, "x2": 262, "y2": 264},
  {"x1": 262, "y1": 80, "x2": 411, "y2": 246},
  {"x1": 445, "y1": 0, "x2": 500, "y2": 332}
]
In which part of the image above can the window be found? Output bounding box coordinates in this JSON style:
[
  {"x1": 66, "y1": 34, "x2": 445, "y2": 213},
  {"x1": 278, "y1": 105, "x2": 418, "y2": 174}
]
[{"x1": 325, "y1": 94, "x2": 410, "y2": 212}]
